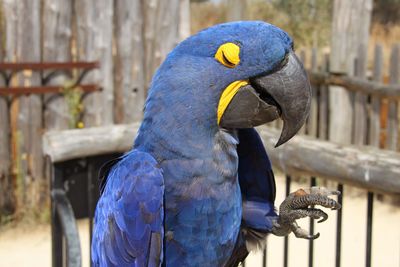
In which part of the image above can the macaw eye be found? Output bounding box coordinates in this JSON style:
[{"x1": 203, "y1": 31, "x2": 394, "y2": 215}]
[{"x1": 214, "y1": 42, "x2": 240, "y2": 68}]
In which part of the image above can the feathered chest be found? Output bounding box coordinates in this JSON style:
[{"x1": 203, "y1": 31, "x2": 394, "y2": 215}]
[
  {"x1": 160, "y1": 130, "x2": 239, "y2": 197},
  {"x1": 160, "y1": 130, "x2": 242, "y2": 266}
]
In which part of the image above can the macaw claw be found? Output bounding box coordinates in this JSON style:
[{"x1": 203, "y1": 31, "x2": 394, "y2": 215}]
[{"x1": 271, "y1": 186, "x2": 341, "y2": 239}]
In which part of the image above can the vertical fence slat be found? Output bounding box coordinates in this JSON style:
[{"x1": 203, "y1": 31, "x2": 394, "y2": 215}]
[
  {"x1": 0, "y1": 2, "x2": 14, "y2": 216},
  {"x1": 369, "y1": 45, "x2": 383, "y2": 147},
  {"x1": 143, "y1": 0, "x2": 182, "y2": 92},
  {"x1": 0, "y1": 95, "x2": 12, "y2": 215},
  {"x1": 11, "y1": 0, "x2": 44, "y2": 210},
  {"x1": 299, "y1": 50, "x2": 306, "y2": 135},
  {"x1": 353, "y1": 44, "x2": 368, "y2": 145},
  {"x1": 307, "y1": 48, "x2": 318, "y2": 137},
  {"x1": 318, "y1": 54, "x2": 329, "y2": 140},
  {"x1": 114, "y1": 0, "x2": 146, "y2": 123},
  {"x1": 42, "y1": 0, "x2": 73, "y2": 130},
  {"x1": 75, "y1": 0, "x2": 114, "y2": 127},
  {"x1": 387, "y1": 44, "x2": 399, "y2": 150}
]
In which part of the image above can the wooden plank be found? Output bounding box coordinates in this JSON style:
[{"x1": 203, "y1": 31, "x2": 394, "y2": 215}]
[
  {"x1": 42, "y1": 124, "x2": 400, "y2": 194},
  {"x1": 43, "y1": 123, "x2": 140, "y2": 162},
  {"x1": 298, "y1": 50, "x2": 307, "y2": 135},
  {"x1": 114, "y1": 0, "x2": 145, "y2": 123},
  {"x1": 318, "y1": 54, "x2": 329, "y2": 140},
  {"x1": 309, "y1": 71, "x2": 400, "y2": 98},
  {"x1": 9, "y1": 0, "x2": 43, "y2": 209},
  {"x1": 74, "y1": 0, "x2": 114, "y2": 127},
  {"x1": 2, "y1": 0, "x2": 19, "y2": 213},
  {"x1": 0, "y1": 1, "x2": 14, "y2": 215},
  {"x1": 142, "y1": 0, "x2": 158, "y2": 92},
  {"x1": 369, "y1": 44, "x2": 383, "y2": 147},
  {"x1": 387, "y1": 44, "x2": 400, "y2": 150},
  {"x1": 329, "y1": 0, "x2": 372, "y2": 145},
  {"x1": 179, "y1": 0, "x2": 191, "y2": 41},
  {"x1": 143, "y1": 0, "x2": 182, "y2": 92},
  {"x1": 226, "y1": 0, "x2": 247, "y2": 21},
  {"x1": 258, "y1": 127, "x2": 400, "y2": 195},
  {"x1": 307, "y1": 47, "x2": 318, "y2": 137},
  {"x1": 353, "y1": 44, "x2": 368, "y2": 145}
]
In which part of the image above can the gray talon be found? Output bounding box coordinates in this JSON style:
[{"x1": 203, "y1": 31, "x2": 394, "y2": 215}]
[
  {"x1": 271, "y1": 187, "x2": 341, "y2": 239},
  {"x1": 307, "y1": 232, "x2": 320, "y2": 240}
]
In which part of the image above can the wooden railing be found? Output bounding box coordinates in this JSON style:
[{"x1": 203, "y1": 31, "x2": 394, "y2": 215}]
[
  {"x1": 43, "y1": 123, "x2": 400, "y2": 195},
  {"x1": 43, "y1": 123, "x2": 400, "y2": 267}
]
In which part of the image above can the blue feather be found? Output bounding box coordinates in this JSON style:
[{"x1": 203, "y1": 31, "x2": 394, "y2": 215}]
[{"x1": 92, "y1": 150, "x2": 164, "y2": 267}]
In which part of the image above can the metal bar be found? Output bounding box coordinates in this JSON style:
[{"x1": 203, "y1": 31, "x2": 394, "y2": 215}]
[
  {"x1": 284, "y1": 175, "x2": 291, "y2": 267},
  {"x1": 88, "y1": 160, "x2": 95, "y2": 267},
  {"x1": 52, "y1": 189, "x2": 82, "y2": 267},
  {"x1": 366, "y1": 192, "x2": 374, "y2": 267},
  {"x1": 0, "y1": 62, "x2": 99, "y2": 71},
  {"x1": 263, "y1": 247, "x2": 267, "y2": 267},
  {"x1": 335, "y1": 184, "x2": 343, "y2": 267},
  {"x1": 51, "y1": 164, "x2": 64, "y2": 267},
  {"x1": 0, "y1": 85, "x2": 101, "y2": 95},
  {"x1": 309, "y1": 177, "x2": 317, "y2": 267}
]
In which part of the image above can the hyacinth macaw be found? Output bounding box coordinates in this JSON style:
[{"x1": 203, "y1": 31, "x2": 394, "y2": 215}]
[{"x1": 92, "y1": 21, "x2": 340, "y2": 267}]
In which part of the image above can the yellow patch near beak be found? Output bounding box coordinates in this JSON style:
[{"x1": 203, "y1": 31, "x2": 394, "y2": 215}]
[{"x1": 217, "y1": 80, "x2": 249, "y2": 124}]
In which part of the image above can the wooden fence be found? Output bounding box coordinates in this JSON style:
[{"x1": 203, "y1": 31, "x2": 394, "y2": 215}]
[
  {"x1": 0, "y1": 0, "x2": 190, "y2": 217},
  {"x1": 42, "y1": 122, "x2": 400, "y2": 267},
  {"x1": 0, "y1": 1, "x2": 399, "y2": 220},
  {"x1": 287, "y1": 44, "x2": 400, "y2": 152}
]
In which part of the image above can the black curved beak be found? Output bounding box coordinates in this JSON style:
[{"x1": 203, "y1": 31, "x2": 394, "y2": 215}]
[{"x1": 219, "y1": 51, "x2": 311, "y2": 147}]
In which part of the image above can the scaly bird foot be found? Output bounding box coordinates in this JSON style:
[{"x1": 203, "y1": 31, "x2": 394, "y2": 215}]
[{"x1": 271, "y1": 186, "x2": 341, "y2": 240}]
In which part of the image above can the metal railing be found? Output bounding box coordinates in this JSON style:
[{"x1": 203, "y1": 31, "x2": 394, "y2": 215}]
[{"x1": 43, "y1": 123, "x2": 400, "y2": 267}]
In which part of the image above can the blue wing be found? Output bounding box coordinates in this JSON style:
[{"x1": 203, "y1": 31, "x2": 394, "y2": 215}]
[
  {"x1": 92, "y1": 150, "x2": 164, "y2": 267},
  {"x1": 225, "y1": 128, "x2": 278, "y2": 267},
  {"x1": 237, "y1": 128, "x2": 277, "y2": 231}
]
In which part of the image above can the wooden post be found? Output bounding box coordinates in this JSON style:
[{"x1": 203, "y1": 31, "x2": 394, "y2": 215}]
[
  {"x1": 114, "y1": 0, "x2": 188, "y2": 121},
  {"x1": 226, "y1": 0, "x2": 247, "y2": 21},
  {"x1": 353, "y1": 44, "x2": 368, "y2": 145},
  {"x1": 307, "y1": 48, "x2": 318, "y2": 137},
  {"x1": 114, "y1": 0, "x2": 146, "y2": 123},
  {"x1": 318, "y1": 54, "x2": 329, "y2": 140},
  {"x1": 0, "y1": 0, "x2": 14, "y2": 216},
  {"x1": 369, "y1": 44, "x2": 383, "y2": 147},
  {"x1": 179, "y1": 0, "x2": 191, "y2": 41},
  {"x1": 74, "y1": 0, "x2": 114, "y2": 127},
  {"x1": 329, "y1": 0, "x2": 372, "y2": 145},
  {"x1": 299, "y1": 50, "x2": 307, "y2": 135},
  {"x1": 387, "y1": 44, "x2": 399, "y2": 150},
  {"x1": 42, "y1": 0, "x2": 73, "y2": 130},
  {"x1": 4, "y1": 0, "x2": 43, "y2": 210},
  {"x1": 142, "y1": 0, "x2": 186, "y2": 91}
]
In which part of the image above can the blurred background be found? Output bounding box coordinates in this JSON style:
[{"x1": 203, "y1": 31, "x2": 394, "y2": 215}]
[{"x1": 0, "y1": 0, "x2": 399, "y2": 266}]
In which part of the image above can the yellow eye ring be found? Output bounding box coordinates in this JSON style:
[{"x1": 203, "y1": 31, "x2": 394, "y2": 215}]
[{"x1": 215, "y1": 42, "x2": 240, "y2": 68}]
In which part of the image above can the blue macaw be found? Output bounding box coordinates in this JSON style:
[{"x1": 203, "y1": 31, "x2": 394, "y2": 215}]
[{"x1": 92, "y1": 21, "x2": 340, "y2": 267}]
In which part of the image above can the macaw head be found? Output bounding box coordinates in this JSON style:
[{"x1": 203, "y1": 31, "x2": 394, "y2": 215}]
[{"x1": 141, "y1": 21, "x2": 311, "y2": 147}]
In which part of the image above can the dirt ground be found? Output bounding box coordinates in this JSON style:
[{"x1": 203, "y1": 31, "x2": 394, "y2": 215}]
[{"x1": 0, "y1": 175, "x2": 399, "y2": 267}]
